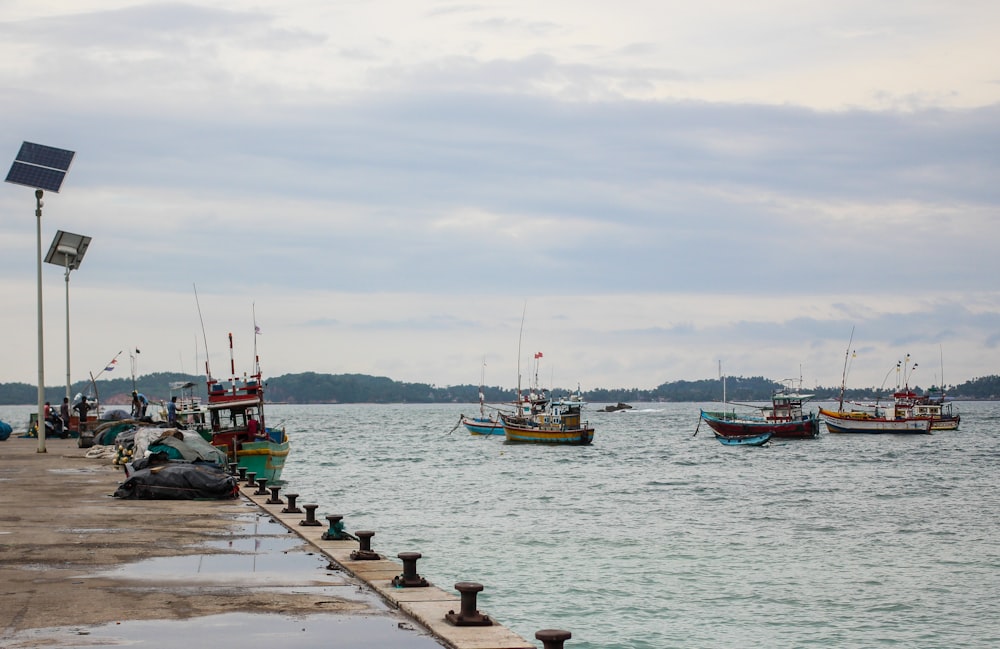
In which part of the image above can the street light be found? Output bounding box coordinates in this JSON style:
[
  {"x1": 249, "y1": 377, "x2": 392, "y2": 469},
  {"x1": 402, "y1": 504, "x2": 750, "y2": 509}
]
[
  {"x1": 45, "y1": 231, "x2": 92, "y2": 406},
  {"x1": 5, "y1": 141, "x2": 76, "y2": 453}
]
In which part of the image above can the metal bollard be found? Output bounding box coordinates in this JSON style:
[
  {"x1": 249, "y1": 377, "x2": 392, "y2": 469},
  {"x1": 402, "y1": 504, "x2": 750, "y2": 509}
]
[
  {"x1": 299, "y1": 504, "x2": 323, "y2": 526},
  {"x1": 237, "y1": 467, "x2": 247, "y2": 482},
  {"x1": 228, "y1": 462, "x2": 238, "y2": 476},
  {"x1": 445, "y1": 582, "x2": 493, "y2": 626},
  {"x1": 282, "y1": 493, "x2": 303, "y2": 514},
  {"x1": 391, "y1": 552, "x2": 429, "y2": 587},
  {"x1": 245, "y1": 472, "x2": 257, "y2": 488},
  {"x1": 266, "y1": 485, "x2": 283, "y2": 505},
  {"x1": 350, "y1": 530, "x2": 379, "y2": 561},
  {"x1": 254, "y1": 477, "x2": 269, "y2": 495},
  {"x1": 322, "y1": 514, "x2": 349, "y2": 540},
  {"x1": 535, "y1": 629, "x2": 572, "y2": 649}
]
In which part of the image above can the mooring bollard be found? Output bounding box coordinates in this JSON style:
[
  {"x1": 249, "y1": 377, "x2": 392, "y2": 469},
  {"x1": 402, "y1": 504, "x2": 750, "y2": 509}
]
[
  {"x1": 350, "y1": 530, "x2": 379, "y2": 560},
  {"x1": 391, "y1": 552, "x2": 429, "y2": 587},
  {"x1": 266, "y1": 485, "x2": 283, "y2": 505},
  {"x1": 245, "y1": 472, "x2": 257, "y2": 488},
  {"x1": 322, "y1": 514, "x2": 349, "y2": 540},
  {"x1": 237, "y1": 467, "x2": 247, "y2": 482},
  {"x1": 282, "y1": 493, "x2": 303, "y2": 514},
  {"x1": 535, "y1": 629, "x2": 572, "y2": 649},
  {"x1": 254, "y1": 477, "x2": 269, "y2": 495},
  {"x1": 228, "y1": 462, "x2": 238, "y2": 476},
  {"x1": 299, "y1": 504, "x2": 323, "y2": 526},
  {"x1": 445, "y1": 581, "x2": 493, "y2": 626}
]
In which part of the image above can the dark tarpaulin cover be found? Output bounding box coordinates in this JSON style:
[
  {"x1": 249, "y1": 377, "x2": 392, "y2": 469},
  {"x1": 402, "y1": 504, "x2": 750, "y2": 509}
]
[{"x1": 114, "y1": 462, "x2": 238, "y2": 500}]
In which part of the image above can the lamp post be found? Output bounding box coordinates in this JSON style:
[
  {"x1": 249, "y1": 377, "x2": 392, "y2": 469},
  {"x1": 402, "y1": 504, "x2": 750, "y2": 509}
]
[
  {"x1": 5, "y1": 142, "x2": 76, "y2": 453},
  {"x1": 45, "y1": 231, "x2": 92, "y2": 404}
]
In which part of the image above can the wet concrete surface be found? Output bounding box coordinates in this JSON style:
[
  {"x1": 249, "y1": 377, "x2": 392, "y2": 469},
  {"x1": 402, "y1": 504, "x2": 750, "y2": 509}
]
[{"x1": 0, "y1": 437, "x2": 445, "y2": 648}]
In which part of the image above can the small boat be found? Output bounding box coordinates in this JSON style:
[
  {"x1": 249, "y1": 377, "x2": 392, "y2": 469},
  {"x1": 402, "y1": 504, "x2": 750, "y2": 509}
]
[
  {"x1": 501, "y1": 388, "x2": 594, "y2": 445},
  {"x1": 200, "y1": 333, "x2": 289, "y2": 483},
  {"x1": 713, "y1": 431, "x2": 773, "y2": 446},
  {"x1": 700, "y1": 386, "x2": 820, "y2": 440},
  {"x1": 462, "y1": 415, "x2": 504, "y2": 435},
  {"x1": 462, "y1": 358, "x2": 505, "y2": 435},
  {"x1": 601, "y1": 402, "x2": 633, "y2": 412}
]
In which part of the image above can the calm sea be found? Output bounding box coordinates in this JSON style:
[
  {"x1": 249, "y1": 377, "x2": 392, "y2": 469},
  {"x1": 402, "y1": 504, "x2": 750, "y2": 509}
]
[{"x1": 2, "y1": 401, "x2": 998, "y2": 648}]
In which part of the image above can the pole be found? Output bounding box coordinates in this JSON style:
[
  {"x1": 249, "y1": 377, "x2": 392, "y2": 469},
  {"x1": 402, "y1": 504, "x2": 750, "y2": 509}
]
[
  {"x1": 35, "y1": 189, "x2": 46, "y2": 453},
  {"x1": 64, "y1": 256, "x2": 72, "y2": 402}
]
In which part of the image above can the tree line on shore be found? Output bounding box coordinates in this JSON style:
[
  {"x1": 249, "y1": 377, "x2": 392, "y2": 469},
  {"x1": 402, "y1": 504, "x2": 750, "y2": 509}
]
[{"x1": 1, "y1": 371, "x2": 999, "y2": 406}]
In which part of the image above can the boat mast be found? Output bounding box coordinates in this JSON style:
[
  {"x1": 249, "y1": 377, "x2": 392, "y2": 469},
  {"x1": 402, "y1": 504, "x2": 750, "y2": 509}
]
[{"x1": 838, "y1": 327, "x2": 855, "y2": 412}]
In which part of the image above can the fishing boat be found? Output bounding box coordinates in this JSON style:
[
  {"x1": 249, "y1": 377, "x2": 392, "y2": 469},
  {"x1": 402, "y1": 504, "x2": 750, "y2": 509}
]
[
  {"x1": 893, "y1": 389, "x2": 960, "y2": 431},
  {"x1": 200, "y1": 333, "x2": 289, "y2": 483},
  {"x1": 161, "y1": 380, "x2": 208, "y2": 428},
  {"x1": 819, "y1": 337, "x2": 932, "y2": 434},
  {"x1": 713, "y1": 431, "x2": 773, "y2": 446},
  {"x1": 501, "y1": 388, "x2": 594, "y2": 445},
  {"x1": 700, "y1": 387, "x2": 820, "y2": 439},
  {"x1": 818, "y1": 407, "x2": 932, "y2": 434}
]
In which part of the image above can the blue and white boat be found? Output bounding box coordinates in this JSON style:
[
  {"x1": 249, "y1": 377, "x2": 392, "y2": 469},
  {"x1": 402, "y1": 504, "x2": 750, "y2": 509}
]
[{"x1": 713, "y1": 430, "x2": 773, "y2": 446}]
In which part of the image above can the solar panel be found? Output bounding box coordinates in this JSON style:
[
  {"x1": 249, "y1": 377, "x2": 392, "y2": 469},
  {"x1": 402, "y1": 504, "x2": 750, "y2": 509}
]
[
  {"x1": 15, "y1": 142, "x2": 75, "y2": 171},
  {"x1": 5, "y1": 141, "x2": 76, "y2": 193},
  {"x1": 6, "y1": 162, "x2": 68, "y2": 193}
]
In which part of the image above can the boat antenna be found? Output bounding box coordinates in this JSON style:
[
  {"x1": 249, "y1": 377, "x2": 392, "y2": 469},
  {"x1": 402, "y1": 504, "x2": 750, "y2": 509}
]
[
  {"x1": 516, "y1": 302, "x2": 526, "y2": 404},
  {"x1": 193, "y1": 283, "x2": 212, "y2": 380},
  {"x1": 252, "y1": 302, "x2": 261, "y2": 377},
  {"x1": 838, "y1": 327, "x2": 855, "y2": 411}
]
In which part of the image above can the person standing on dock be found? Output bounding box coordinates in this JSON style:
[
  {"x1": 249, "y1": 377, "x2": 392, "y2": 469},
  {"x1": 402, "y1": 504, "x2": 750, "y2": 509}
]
[
  {"x1": 167, "y1": 396, "x2": 178, "y2": 426},
  {"x1": 60, "y1": 397, "x2": 71, "y2": 432},
  {"x1": 74, "y1": 396, "x2": 91, "y2": 434}
]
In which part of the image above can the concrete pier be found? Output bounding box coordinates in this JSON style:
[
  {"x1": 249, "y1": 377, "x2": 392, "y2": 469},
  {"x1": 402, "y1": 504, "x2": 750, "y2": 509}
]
[{"x1": 0, "y1": 437, "x2": 541, "y2": 648}]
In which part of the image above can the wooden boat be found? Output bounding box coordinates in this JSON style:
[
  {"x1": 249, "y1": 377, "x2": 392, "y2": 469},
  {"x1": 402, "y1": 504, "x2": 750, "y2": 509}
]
[
  {"x1": 462, "y1": 358, "x2": 505, "y2": 435},
  {"x1": 892, "y1": 389, "x2": 960, "y2": 431},
  {"x1": 501, "y1": 389, "x2": 594, "y2": 445},
  {"x1": 700, "y1": 388, "x2": 820, "y2": 439},
  {"x1": 199, "y1": 333, "x2": 289, "y2": 483},
  {"x1": 161, "y1": 380, "x2": 208, "y2": 428},
  {"x1": 820, "y1": 333, "x2": 933, "y2": 434},
  {"x1": 713, "y1": 431, "x2": 773, "y2": 446},
  {"x1": 819, "y1": 407, "x2": 932, "y2": 434}
]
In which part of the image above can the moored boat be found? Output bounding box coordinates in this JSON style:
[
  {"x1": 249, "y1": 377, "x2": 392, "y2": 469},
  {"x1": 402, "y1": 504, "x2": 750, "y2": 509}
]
[
  {"x1": 818, "y1": 407, "x2": 933, "y2": 434},
  {"x1": 700, "y1": 387, "x2": 820, "y2": 439},
  {"x1": 820, "y1": 333, "x2": 933, "y2": 434},
  {"x1": 200, "y1": 333, "x2": 289, "y2": 483},
  {"x1": 501, "y1": 388, "x2": 594, "y2": 445},
  {"x1": 713, "y1": 431, "x2": 773, "y2": 446},
  {"x1": 893, "y1": 389, "x2": 960, "y2": 431},
  {"x1": 462, "y1": 358, "x2": 505, "y2": 435}
]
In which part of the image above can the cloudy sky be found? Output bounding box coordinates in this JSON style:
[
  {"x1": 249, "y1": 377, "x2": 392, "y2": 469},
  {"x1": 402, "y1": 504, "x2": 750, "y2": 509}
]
[{"x1": 2, "y1": 1, "x2": 998, "y2": 394}]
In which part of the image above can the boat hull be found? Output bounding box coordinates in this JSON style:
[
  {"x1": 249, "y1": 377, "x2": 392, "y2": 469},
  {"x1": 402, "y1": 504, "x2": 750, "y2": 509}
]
[
  {"x1": 462, "y1": 417, "x2": 504, "y2": 435},
  {"x1": 235, "y1": 439, "x2": 289, "y2": 483},
  {"x1": 503, "y1": 423, "x2": 594, "y2": 445},
  {"x1": 701, "y1": 410, "x2": 820, "y2": 439},
  {"x1": 819, "y1": 408, "x2": 932, "y2": 434},
  {"x1": 714, "y1": 431, "x2": 773, "y2": 446}
]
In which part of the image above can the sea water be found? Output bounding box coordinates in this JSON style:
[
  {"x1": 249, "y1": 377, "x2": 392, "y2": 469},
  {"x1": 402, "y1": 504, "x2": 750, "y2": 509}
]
[{"x1": 2, "y1": 401, "x2": 998, "y2": 648}]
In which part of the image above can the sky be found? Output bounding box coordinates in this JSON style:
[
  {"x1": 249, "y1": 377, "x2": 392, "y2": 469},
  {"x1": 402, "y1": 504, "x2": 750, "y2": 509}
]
[{"x1": 1, "y1": 1, "x2": 999, "y2": 394}]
